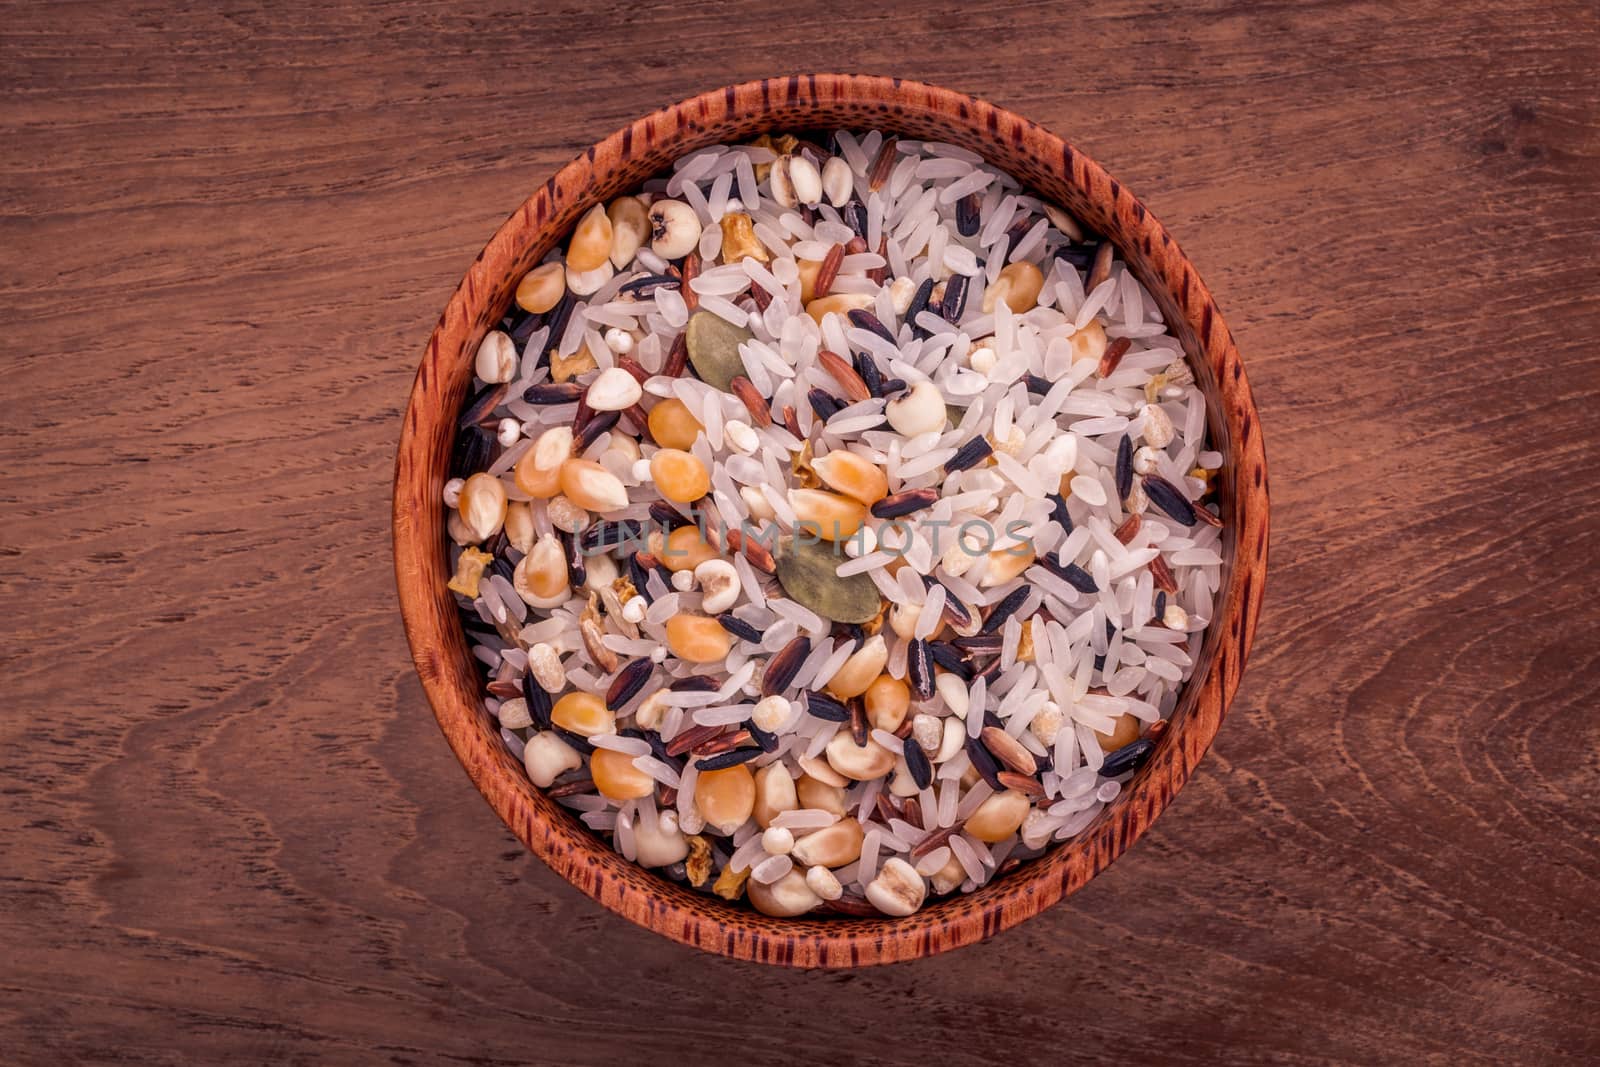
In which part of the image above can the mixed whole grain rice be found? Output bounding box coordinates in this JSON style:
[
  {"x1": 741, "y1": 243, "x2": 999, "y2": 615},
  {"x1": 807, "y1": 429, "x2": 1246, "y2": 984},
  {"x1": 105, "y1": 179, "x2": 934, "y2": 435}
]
[{"x1": 444, "y1": 129, "x2": 1223, "y2": 917}]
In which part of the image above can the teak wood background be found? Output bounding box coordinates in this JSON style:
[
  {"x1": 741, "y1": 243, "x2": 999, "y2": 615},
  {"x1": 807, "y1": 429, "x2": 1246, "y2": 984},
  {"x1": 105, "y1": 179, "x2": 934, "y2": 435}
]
[{"x1": 3, "y1": 1, "x2": 1597, "y2": 1063}]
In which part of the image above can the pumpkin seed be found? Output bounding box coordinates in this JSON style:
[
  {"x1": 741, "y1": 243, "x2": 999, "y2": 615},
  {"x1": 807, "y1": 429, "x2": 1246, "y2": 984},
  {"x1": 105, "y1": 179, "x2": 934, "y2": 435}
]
[
  {"x1": 773, "y1": 539, "x2": 882, "y2": 624},
  {"x1": 685, "y1": 310, "x2": 753, "y2": 391}
]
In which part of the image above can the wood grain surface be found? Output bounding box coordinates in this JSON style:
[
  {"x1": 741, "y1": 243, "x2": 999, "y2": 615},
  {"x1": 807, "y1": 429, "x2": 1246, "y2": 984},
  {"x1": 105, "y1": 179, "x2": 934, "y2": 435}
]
[{"x1": 3, "y1": 0, "x2": 1597, "y2": 1062}]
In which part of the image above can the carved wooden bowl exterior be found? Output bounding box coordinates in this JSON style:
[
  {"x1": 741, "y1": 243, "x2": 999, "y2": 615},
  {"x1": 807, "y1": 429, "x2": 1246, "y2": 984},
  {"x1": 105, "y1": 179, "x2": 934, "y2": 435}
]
[{"x1": 393, "y1": 74, "x2": 1269, "y2": 967}]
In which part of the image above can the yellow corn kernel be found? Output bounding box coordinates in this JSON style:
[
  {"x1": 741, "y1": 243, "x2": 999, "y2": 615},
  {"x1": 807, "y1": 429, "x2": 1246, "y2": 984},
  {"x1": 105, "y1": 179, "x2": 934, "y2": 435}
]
[
  {"x1": 515, "y1": 262, "x2": 565, "y2": 314},
  {"x1": 514, "y1": 427, "x2": 571, "y2": 499},
  {"x1": 695, "y1": 764, "x2": 756, "y2": 834},
  {"x1": 983, "y1": 261, "x2": 1045, "y2": 314},
  {"x1": 1016, "y1": 618, "x2": 1037, "y2": 663},
  {"x1": 863, "y1": 674, "x2": 911, "y2": 732},
  {"x1": 796, "y1": 259, "x2": 822, "y2": 304},
  {"x1": 980, "y1": 544, "x2": 1035, "y2": 588},
  {"x1": 796, "y1": 775, "x2": 847, "y2": 814},
  {"x1": 447, "y1": 546, "x2": 494, "y2": 598},
  {"x1": 657, "y1": 525, "x2": 721, "y2": 573},
  {"x1": 1095, "y1": 712, "x2": 1142, "y2": 752},
  {"x1": 964, "y1": 790, "x2": 1030, "y2": 842},
  {"x1": 649, "y1": 448, "x2": 710, "y2": 503},
  {"x1": 826, "y1": 635, "x2": 888, "y2": 700},
  {"x1": 805, "y1": 292, "x2": 875, "y2": 325},
  {"x1": 665, "y1": 614, "x2": 732, "y2": 663},
  {"x1": 566, "y1": 203, "x2": 613, "y2": 273},
  {"x1": 550, "y1": 691, "x2": 615, "y2": 738},
  {"x1": 810, "y1": 450, "x2": 888, "y2": 506},
  {"x1": 646, "y1": 397, "x2": 703, "y2": 450},
  {"x1": 514, "y1": 454, "x2": 562, "y2": 499},
  {"x1": 1068, "y1": 318, "x2": 1108, "y2": 365},
  {"x1": 789, "y1": 488, "x2": 867, "y2": 542},
  {"x1": 590, "y1": 747, "x2": 655, "y2": 800},
  {"x1": 457, "y1": 473, "x2": 508, "y2": 542},
  {"x1": 606, "y1": 196, "x2": 649, "y2": 269},
  {"x1": 524, "y1": 536, "x2": 569, "y2": 599},
  {"x1": 559, "y1": 458, "x2": 630, "y2": 513}
]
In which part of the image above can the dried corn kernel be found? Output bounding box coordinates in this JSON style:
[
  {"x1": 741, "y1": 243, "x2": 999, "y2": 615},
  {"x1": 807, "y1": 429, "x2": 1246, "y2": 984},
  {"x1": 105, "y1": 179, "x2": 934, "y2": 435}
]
[
  {"x1": 560, "y1": 458, "x2": 630, "y2": 512},
  {"x1": 457, "y1": 472, "x2": 507, "y2": 541},
  {"x1": 514, "y1": 453, "x2": 561, "y2": 498},
  {"x1": 1095, "y1": 712, "x2": 1141, "y2": 751},
  {"x1": 1016, "y1": 618, "x2": 1037, "y2": 663},
  {"x1": 590, "y1": 747, "x2": 655, "y2": 800},
  {"x1": 649, "y1": 448, "x2": 711, "y2": 503},
  {"x1": 606, "y1": 196, "x2": 649, "y2": 269},
  {"x1": 646, "y1": 397, "x2": 703, "y2": 450},
  {"x1": 567, "y1": 203, "x2": 613, "y2": 272},
  {"x1": 695, "y1": 764, "x2": 756, "y2": 834},
  {"x1": 665, "y1": 614, "x2": 732, "y2": 663},
  {"x1": 826, "y1": 635, "x2": 888, "y2": 699},
  {"x1": 810, "y1": 450, "x2": 888, "y2": 506},
  {"x1": 980, "y1": 545, "x2": 1035, "y2": 588},
  {"x1": 796, "y1": 259, "x2": 822, "y2": 304},
  {"x1": 805, "y1": 292, "x2": 875, "y2": 325},
  {"x1": 514, "y1": 427, "x2": 571, "y2": 499},
  {"x1": 657, "y1": 525, "x2": 720, "y2": 573},
  {"x1": 863, "y1": 674, "x2": 911, "y2": 732},
  {"x1": 550, "y1": 691, "x2": 615, "y2": 737},
  {"x1": 789, "y1": 488, "x2": 867, "y2": 542},
  {"x1": 521, "y1": 536, "x2": 569, "y2": 601},
  {"x1": 982, "y1": 261, "x2": 1045, "y2": 314},
  {"x1": 965, "y1": 790, "x2": 1030, "y2": 842},
  {"x1": 515, "y1": 262, "x2": 565, "y2": 314},
  {"x1": 1068, "y1": 318, "x2": 1108, "y2": 365}
]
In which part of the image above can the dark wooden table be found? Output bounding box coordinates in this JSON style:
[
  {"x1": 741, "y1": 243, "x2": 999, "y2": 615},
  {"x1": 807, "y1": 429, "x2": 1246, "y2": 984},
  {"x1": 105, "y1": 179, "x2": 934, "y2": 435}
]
[{"x1": 5, "y1": 1, "x2": 1597, "y2": 1062}]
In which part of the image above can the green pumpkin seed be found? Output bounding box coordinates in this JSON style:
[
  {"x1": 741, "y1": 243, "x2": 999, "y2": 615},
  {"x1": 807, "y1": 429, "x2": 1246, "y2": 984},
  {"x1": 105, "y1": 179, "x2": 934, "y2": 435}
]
[
  {"x1": 685, "y1": 310, "x2": 753, "y2": 392},
  {"x1": 774, "y1": 538, "x2": 882, "y2": 624}
]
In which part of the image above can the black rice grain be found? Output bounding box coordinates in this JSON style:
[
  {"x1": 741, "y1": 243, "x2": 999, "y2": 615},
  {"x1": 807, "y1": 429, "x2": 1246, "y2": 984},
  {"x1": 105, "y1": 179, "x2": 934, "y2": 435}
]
[
  {"x1": 940, "y1": 273, "x2": 969, "y2": 323},
  {"x1": 716, "y1": 613, "x2": 763, "y2": 643},
  {"x1": 945, "y1": 435, "x2": 993, "y2": 473},
  {"x1": 523, "y1": 381, "x2": 583, "y2": 405},
  {"x1": 928, "y1": 641, "x2": 973, "y2": 679},
  {"x1": 908, "y1": 639, "x2": 935, "y2": 701},
  {"x1": 761, "y1": 636, "x2": 811, "y2": 697},
  {"x1": 964, "y1": 735, "x2": 1004, "y2": 790},
  {"x1": 694, "y1": 748, "x2": 763, "y2": 771},
  {"x1": 1115, "y1": 434, "x2": 1134, "y2": 501},
  {"x1": 522, "y1": 674, "x2": 553, "y2": 730},
  {"x1": 903, "y1": 739, "x2": 933, "y2": 789},
  {"x1": 804, "y1": 690, "x2": 851, "y2": 722},
  {"x1": 1144, "y1": 475, "x2": 1198, "y2": 526},
  {"x1": 808, "y1": 387, "x2": 844, "y2": 421},
  {"x1": 979, "y1": 585, "x2": 1031, "y2": 636},
  {"x1": 1042, "y1": 556, "x2": 1098, "y2": 593},
  {"x1": 853, "y1": 350, "x2": 885, "y2": 397},
  {"x1": 605, "y1": 658, "x2": 653, "y2": 710},
  {"x1": 846, "y1": 308, "x2": 897, "y2": 345},
  {"x1": 955, "y1": 192, "x2": 981, "y2": 237},
  {"x1": 1100, "y1": 738, "x2": 1155, "y2": 778}
]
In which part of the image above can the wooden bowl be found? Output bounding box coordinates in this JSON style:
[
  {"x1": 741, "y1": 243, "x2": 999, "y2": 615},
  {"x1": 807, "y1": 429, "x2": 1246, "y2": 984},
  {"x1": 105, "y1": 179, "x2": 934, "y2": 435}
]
[{"x1": 393, "y1": 74, "x2": 1268, "y2": 967}]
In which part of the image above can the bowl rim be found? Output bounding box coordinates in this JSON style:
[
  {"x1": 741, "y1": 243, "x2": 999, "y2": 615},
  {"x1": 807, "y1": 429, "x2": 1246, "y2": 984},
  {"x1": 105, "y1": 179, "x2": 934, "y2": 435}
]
[{"x1": 393, "y1": 73, "x2": 1269, "y2": 967}]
